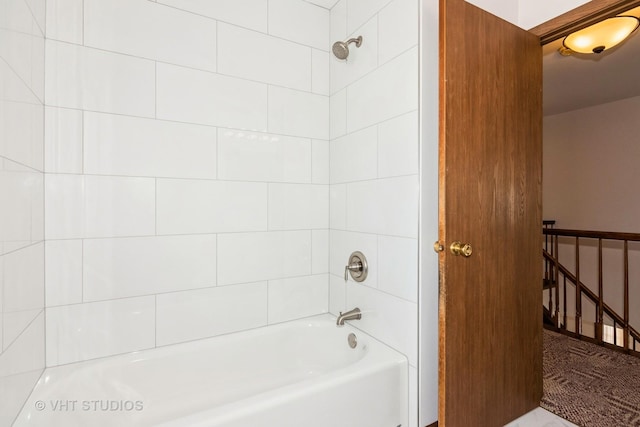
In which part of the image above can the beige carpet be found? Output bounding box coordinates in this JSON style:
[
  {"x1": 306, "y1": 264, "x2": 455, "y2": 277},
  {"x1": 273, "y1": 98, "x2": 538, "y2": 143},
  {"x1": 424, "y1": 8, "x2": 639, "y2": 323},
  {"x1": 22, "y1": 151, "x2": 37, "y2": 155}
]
[{"x1": 541, "y1": 329, "x2": 640, "y2": 426}]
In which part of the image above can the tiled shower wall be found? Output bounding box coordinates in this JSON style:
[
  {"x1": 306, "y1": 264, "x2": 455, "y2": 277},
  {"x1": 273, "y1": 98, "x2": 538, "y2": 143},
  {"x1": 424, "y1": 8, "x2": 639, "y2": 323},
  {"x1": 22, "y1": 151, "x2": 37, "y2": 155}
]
[
  {"x1": 44, "y1": 0, "x2": 331, "y2": 366},
  {"x1": 327, "y1": 0, "x2": 419, "y2": 425},
  {"x1": 0, "y1": 0, "x2": 46, "y2": 423},
  {"x1": 43, "y1": 0, "x2": 421, "y2": 422}
]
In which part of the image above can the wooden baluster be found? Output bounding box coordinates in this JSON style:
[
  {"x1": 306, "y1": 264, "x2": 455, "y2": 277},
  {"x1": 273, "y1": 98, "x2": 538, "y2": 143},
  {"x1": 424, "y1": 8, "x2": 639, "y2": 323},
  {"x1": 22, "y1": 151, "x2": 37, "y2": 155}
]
[
  {"x1": 544, "y1": 226, "x2": 549, "y2": 281},
  {"x1": 597, "y1": 239, "x2": 603, "y2": 342},
  {"x1": 546, "y1": 232, "x2": 552, "y2": 313},
  {"x1": 624, "y1": 240, "x2": 629, "y2": 350},
  {"x1": 563, "y1": 276, "x2": 567, "y2": 330},
  {"x1": 554, "y1": 235, "x2": 560, "y2": 327},
  {"x1": 575, "y1": 237, "x2": 581, "y2": 334}
]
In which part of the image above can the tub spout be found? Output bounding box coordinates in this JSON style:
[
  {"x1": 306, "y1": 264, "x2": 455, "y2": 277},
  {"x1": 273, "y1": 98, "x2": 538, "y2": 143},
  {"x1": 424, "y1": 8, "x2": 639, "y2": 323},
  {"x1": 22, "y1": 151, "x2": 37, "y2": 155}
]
[{"x1": 336, "y1": 307, "x2": 361, "y2": 326}]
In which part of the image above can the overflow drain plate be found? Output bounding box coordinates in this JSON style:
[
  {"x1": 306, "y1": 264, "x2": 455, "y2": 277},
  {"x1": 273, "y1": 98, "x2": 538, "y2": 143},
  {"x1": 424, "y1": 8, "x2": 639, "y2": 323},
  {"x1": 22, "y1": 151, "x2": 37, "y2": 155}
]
[{"x1": 348, "y1": 333, "x2": 357, "y2": 349}]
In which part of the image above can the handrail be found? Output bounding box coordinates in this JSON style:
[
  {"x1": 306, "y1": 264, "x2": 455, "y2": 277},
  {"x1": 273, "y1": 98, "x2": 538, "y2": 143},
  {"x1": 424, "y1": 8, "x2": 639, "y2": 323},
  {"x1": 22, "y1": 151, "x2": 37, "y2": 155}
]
[
  {"x1": 542, "y1": 224, "x2": 640, "y2": 354},
  {"x1": 543, "y1": 228, "x2": 640, "y2": 241}
]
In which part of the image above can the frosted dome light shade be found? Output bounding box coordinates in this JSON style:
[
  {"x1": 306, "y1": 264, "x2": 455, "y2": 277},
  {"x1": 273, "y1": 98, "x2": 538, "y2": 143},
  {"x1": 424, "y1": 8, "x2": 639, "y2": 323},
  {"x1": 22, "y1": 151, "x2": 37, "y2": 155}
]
[{"x1": 563, "y1": 16, "x2": 640, "y2": 54}]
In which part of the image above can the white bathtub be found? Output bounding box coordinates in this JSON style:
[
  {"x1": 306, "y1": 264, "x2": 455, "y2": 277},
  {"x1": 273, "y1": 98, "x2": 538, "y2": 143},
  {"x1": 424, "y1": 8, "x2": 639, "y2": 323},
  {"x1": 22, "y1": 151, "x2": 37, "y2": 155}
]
[{"x1": 14, "y1": 314, "x2": 408, "y2": 427}]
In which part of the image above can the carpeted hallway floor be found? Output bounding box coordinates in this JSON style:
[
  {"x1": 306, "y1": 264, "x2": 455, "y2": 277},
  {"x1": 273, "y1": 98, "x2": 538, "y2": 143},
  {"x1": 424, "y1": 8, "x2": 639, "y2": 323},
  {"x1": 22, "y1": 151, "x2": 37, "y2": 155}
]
[{"x1": 541, "y1": 329, "x2": 640, "y2": 426}]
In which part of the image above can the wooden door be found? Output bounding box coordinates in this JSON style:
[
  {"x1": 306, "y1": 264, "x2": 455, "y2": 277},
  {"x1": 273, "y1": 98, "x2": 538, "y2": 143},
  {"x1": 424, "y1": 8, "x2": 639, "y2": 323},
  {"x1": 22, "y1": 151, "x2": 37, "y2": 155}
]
[{"x1": 438, "y1": 0, "x2": 543, "y2": 426}]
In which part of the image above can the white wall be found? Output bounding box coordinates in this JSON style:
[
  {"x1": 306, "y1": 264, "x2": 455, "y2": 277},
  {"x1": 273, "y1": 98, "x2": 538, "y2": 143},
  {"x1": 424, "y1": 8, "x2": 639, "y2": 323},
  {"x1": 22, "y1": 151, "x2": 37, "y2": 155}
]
[
  {"x1": 544, "y1": 96, "x2": 640, "y2": 232},
  {"x1": 44, "y1": 0, "x2": 331, "y2": 366},
  {"x1": 544, "y1": 96, "x2": 640, "y2": 331},
  {"x1": 419, "y1": 0, "x2": 440, "y2": 424},
  {"x1": 0, "y1": 0, "x2": 46, "y2": 423},
  {"x1": 328, "y1": 0, "x2": 421, "y2": 424}
]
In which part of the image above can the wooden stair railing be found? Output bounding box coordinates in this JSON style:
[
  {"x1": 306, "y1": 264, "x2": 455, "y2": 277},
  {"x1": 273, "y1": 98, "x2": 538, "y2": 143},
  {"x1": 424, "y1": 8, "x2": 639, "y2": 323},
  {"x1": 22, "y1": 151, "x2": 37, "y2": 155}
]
[{"x1": 543, "y1": 226, "x2": 640, "y2": 356}]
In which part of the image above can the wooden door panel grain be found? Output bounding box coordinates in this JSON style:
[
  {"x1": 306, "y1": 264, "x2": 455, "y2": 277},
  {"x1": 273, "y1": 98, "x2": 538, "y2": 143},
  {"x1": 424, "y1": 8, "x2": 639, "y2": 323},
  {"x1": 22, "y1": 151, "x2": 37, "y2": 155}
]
[{"x1": 438, "y1": 1, "x2": 543, "y2": 425}]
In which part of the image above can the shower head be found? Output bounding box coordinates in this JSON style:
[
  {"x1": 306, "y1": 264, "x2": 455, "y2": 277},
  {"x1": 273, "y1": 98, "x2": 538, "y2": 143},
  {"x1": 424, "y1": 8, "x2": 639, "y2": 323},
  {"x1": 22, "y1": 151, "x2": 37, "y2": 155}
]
[{"x1": 332, "y1": 36, "x2": 363, "y2": 60}]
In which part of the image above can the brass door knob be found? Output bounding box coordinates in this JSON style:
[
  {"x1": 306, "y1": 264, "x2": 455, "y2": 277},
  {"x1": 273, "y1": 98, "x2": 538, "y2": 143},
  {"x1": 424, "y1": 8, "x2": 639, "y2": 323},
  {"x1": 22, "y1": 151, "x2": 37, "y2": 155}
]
[{"x1": 450, "y1": 241, "x2": 473, "y2": 257}]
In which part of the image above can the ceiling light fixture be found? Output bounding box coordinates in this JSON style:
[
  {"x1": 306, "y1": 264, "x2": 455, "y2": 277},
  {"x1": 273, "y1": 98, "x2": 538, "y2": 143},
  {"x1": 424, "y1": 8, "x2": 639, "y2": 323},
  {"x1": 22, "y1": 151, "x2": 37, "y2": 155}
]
[{"x1": 561, "y1": 15, "x2": 640, "y2": 55}]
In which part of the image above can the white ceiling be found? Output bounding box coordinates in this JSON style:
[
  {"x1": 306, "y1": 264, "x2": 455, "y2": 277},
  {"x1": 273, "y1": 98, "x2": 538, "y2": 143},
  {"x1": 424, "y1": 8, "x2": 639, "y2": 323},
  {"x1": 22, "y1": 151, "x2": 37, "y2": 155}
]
[{"x1": 543, "y1": 7, "x2": 640, "y2": 116}]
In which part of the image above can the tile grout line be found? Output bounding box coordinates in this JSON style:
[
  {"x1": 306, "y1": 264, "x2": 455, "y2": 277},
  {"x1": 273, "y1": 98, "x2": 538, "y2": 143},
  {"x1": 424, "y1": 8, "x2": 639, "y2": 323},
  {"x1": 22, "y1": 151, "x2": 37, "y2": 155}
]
[{"x1": 41, "y1": 103, "x2": 335, "y2": 143}]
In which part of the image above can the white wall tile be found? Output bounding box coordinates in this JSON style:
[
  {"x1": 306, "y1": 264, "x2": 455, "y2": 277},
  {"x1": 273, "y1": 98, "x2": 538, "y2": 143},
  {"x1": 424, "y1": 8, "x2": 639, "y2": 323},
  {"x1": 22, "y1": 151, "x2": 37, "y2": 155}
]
[
  {"x1": 156, "y1": 179, "x2": 267, "y2": 235},
  {"x1": 329, "y1": 89, "x2": 347, "y2": 139},
  {"x1": 268, "y1": 274, "x2": 328, "y2": 323},
  {"x1": 3, "y1": 243, "x2": 44, "y2": 313},
  {"x1": 378, "y1": 236, "x2": 417, "y2": 302},
  {"x1": 0, "y1": 313, "x2": 44, "y2": 425},
  {"x1": 0, "y1": 0, "x2": 45, "y2": 412},
  {"x1": 45, "y1": 0, "x2": 83, "y2": 44},
  {"x1": 312, "y1": 229, "x2": 329, "y2": 274},
  {"x1": 329, "y1": 274, "x2": 346, "y2": 315},
  {"x1": 157, "y1": 0, "x2": 268, "y2": 33},
  {"x1": 0, "y1": 311, "x2": 44, "y2": 375},
  {"x1": 0, "y1": 369, "x2": 43, "y2": 427},
  {"x1": 44, "y1": 107, "x2": 82, "y2": 174},
  {"x1": 268, "y1": 86, "x2": 329, "y2": 139},
  {"x1": 347, "y1": 0, "x2": 393, "y2": 34},
  {"x1": 268, "y1": 184, "x2": 328, "y2": 230},
  {"x1": 45, "y1": 296, "x2": 155, "y2": 365},
  {"x1": 45, "y1": 41, "x2": 156, "y2": 117},
  {"x1": 378, "y1": 110, "x2": 418, "y2": 178},
  {"x1": 345, "y1": 180, "x2": 378, "y2": 234},
  {"x1": 330, "y1": 125, "x2": 377, "y2": 183},
  {"x1": 376, "y1": 175, "x2": 418, "y2": 237},
  {"x1": 0, "y1": 98, "x2": 44, "y2": 171},
  {"x1": 0, "y1": 27, "x2": 45, "y2": 102},
  {"x1": 329, "y1": 184, "x2": 346, "y2": 229},
  {"x1": 157, "y1": 63, "x2": 268, "y2": 130},
  {"x1": 0, "y1": 58, "x2": 39, "y2": 109},
  {"x1": 0, "y1": 256, "x2": 3, "y2": 344},
  {"x1": 330, "y1": 16, "x2": 378, "y2": 94},
  {"x1": 218, "y1": 23, "x2": 311, "y2": 91},
  {"x1": 311, "y1": 139, "x2": 329, "y2": 184},
  {"x1": 378, "y1": 0, "x2": 418, "y2": 65},
  {"x1": 3, "y1": 310, "x2": 41, "y2": 350},
  {"x1": 346, "y1": 46, "x2": 418, "y2": 133},
  {"x1": 330, "y1": 0, "x2": 347, "y2": 42},
  {"x1": 85, "y1": 0, "x2": 216, "y2": 71},
  {"x1": 0, "y1": 0, "x2": 38, "y2": 35},
  {"x1": 0, "y1": 163, "x2": 43, "y2": 249},
  {"x1": 312, "y1": 49, "x2": 330, "y2": 95},
  {"x1": 329, "y1": 230, "x2": 377, "y2": 288},
  {"x1": 346, "y1": 175, "x2": 418, "y2": 238},
  {"x1": 45, "y1": 240, "x2": 82, "y2": 307},
  {"x1": 217, "y1": 128, "x2": 311, "y2": 183},
  {"x1": 156, "y1": 282, "x2": 267, "y2": 346},
  {"x1": 84, "y1": 112, "x2": 217, "y2": 179},
  {"x1": 346, "y1": 283, "x2": 417, "y2": 366},
  {"x1": 83, "y1": 235, "x2": 217, "y2": 301},
  {"x1": 304, "y1": 0, "x2": 340, "y2": 8},
  {"x1": 217, "y1": 231, "x2": 311, "y2": 285},
  {"x1": 45, "y1": 174, "x2": 156, "y2": 239},
  {"x1": 24, "y1": 0, "x2": 46, "y2": 34},
  {"x1": 268, "y1": 0, "x2": 330, "y2": 50}
]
